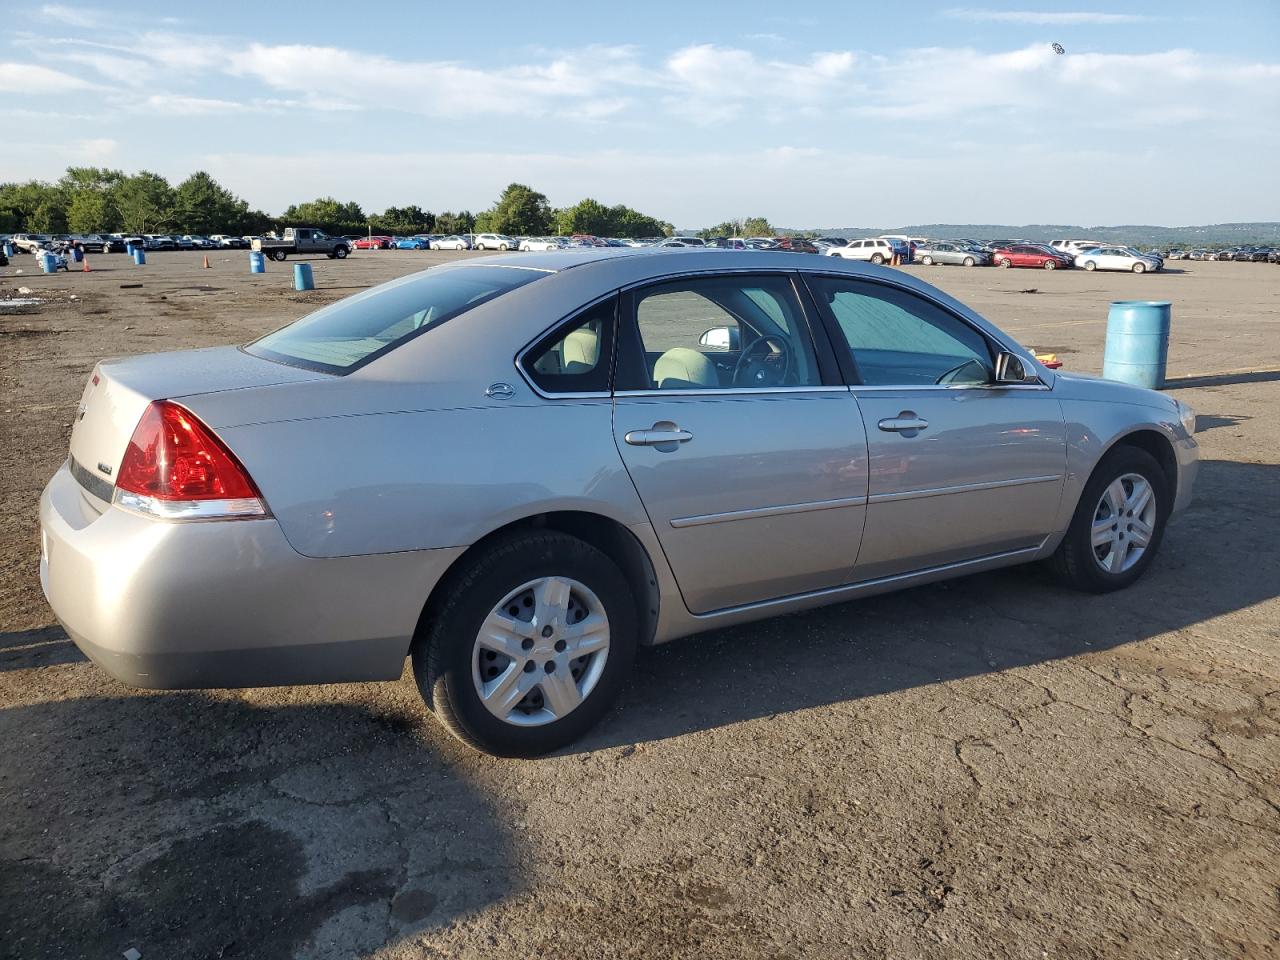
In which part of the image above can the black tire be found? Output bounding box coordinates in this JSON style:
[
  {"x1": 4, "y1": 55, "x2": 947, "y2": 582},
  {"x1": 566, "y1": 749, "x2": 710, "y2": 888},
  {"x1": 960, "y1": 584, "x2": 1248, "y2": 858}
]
[
  {"x1": 334, "y1": 245, "x2": 348, "y2": 259},
  {"x1": 1044, "y1": 259, "x2": 1056, "y2": 270},
  {"x1": 921, "y1": 256, "x2": 933, "y2": 265},
  {"x1": 271, "y1": 249, "x2": 288, "y2": 262},
  {"x1": 999, "y1": 257, "x2": 1012, "y2": 268},
  {"x1": 1132, "y1": 261, "x2": 1146, "y2": 274},
  {"x1": 870, "y1": 253, "x2": 884, "y2": 264},
  {"x1": 963, "y1": 256, "x2": 975, "y2": 267},
  {"x1": 1049, "y1": 446, "x2": 1171, "y2": 593},
  {"x1": 1084, "y1": 260, "x2": 1096, "y2": 271},
  {"x1": 412, "y1": 531, "x2": 637, "y2": 757}
]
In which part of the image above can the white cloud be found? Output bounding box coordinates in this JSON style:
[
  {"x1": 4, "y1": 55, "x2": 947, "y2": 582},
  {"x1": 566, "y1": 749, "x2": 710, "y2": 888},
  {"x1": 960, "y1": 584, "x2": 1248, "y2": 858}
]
[
  {"x1": 76, "y1": 137, "x2": 117, "y2": 160},
  {"x1": 40, "y1": 4, "x2": 103, "y2": 28},
  {"x1": 141, "y1": 94, "x2": 255, "y2": 115},
  {"x1": 942, "y1": 8, "x2": 1152, "y2": 25},
  {"x1": 0, "y1": 62, "x2": 91, "y2": 92}
]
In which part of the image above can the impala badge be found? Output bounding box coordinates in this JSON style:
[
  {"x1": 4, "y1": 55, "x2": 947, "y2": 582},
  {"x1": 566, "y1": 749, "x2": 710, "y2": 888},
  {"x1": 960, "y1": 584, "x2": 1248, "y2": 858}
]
[
  {"x1": 485, "y1": 382, "x2": 515, "y2": 400},
  {"x1": 97, "y1": 462, "x2": 113, "y2": 476}
]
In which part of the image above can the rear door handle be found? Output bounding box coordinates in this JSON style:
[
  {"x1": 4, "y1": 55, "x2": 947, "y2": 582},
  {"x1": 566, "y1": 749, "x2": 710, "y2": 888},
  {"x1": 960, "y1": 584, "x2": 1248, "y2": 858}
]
[
  {"x1": 877, "y1": 413, "x2": 929, "y2": 434},
  {"x1": 624, "y1": 422, "x2": 693, "y2": 446}
]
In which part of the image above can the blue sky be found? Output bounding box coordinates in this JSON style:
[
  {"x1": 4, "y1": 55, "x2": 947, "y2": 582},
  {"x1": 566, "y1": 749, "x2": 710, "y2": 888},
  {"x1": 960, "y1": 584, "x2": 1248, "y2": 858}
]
[{"x1": 3, "y1": 1, "x2": 1278, "y2": 227}]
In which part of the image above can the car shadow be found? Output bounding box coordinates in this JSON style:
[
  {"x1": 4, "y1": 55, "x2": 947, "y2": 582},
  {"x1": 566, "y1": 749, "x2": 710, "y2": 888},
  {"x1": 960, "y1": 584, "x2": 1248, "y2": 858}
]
[
  {"x1": 1194, "y1": 413, "x2": 1252, "y2": 433},
  {"x1": 0, "y1": 692, "x2": 517, "y2": 959},
  {"x1": 578, "y1": 457, "x2": 1279, "y2": 752},
  {"x1": 1167, "y1": 370, "x2": 1280, "y2": 388},
  {"x1": 0, "y1": 626, "x2": 86, "y2": 672}
]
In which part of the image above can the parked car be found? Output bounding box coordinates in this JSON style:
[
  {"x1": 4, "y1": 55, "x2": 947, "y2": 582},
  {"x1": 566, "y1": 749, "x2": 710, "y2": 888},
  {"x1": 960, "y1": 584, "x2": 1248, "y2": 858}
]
[
  {"x1": 915, "y1": 241, "x2": 991, "y2": 267},
  {"x1": 253, "y1": 227, "x2": 352, "y2": 261},
  {"x1": 393, "y1": 237, "x2": 430, "y2": 250},
  {"x1": 209, "y1": 235, "x2": 248, "y2": 249},
  {"x1": 474, "y1": 233, "x2": 516, "y2": 251},
  {"x1": 144, "y1": 235, "x2": 176, "y2": 251},
  {"x1": 771, "y1": 237, "x2": 820, "y2": 254},
  {"x1": 180, "y1": 235, "x2": 215, "y2": 250},
  {"x1": 827, "y1": 238, "x2": 898, "y2": 264},
  {"x1": 353, "y1": 235, "x2": 393, "y2": 250},
  {"x1": 433, "y1": 235, "x2": 471, "y2": 251},
  {"x1": 68, "y1": 234, "x2": 107, "y2": 253},
  {"x1": 1074, "y1": 247, "x2": 1161, "y2": 273},
  {"x1": 519, "y1": 238, "x2": 568, "y2": 252},
  {"x1": 990, "y1": 244, "x2": 1074, "y2": 270},
  {"x1": 11, "y1": 233, "x2": 53, "y2": 253},
  {"x1": 38, "y1": 249, "x2": 1200, "y2": 756}
]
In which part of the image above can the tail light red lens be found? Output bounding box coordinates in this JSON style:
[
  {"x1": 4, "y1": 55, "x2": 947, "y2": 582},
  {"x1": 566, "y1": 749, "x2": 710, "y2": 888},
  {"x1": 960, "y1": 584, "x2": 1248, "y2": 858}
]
[{"x1": 115, "y1": 400, "x2": 266, "y2": 518}]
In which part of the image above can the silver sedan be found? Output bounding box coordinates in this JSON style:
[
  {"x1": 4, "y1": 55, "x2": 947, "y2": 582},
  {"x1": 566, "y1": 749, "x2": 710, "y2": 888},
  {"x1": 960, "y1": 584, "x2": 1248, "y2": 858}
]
[
  {"x1": 915, "y1": 242, "x2": 992, "y2": 267},
  {"x1": 40, "y1": 250, "x2": 1199, "y2": 756}
]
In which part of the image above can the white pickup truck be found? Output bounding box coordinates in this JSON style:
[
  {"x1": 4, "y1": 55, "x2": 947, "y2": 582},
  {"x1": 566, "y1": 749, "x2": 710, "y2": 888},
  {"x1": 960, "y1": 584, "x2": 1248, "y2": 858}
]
[{"x1": 252, "y1": 227, "x2": 351, "y2": 261}]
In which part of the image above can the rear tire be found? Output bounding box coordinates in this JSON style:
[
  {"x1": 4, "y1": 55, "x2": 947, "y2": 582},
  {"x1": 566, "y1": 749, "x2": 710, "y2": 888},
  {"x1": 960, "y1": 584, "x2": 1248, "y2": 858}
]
[
  {"x1": 871, "y1": 253, "x2": 884, "y2": 264},
  {"x1": 1049, "y1": 446, "x2": 1170, "y2": 593},
  {"x1": 271, "y1": 250, "x2": 287, "y2": 262},
  {"x1": 413, "y1": 531, "x2": 637, "y2": 757}
]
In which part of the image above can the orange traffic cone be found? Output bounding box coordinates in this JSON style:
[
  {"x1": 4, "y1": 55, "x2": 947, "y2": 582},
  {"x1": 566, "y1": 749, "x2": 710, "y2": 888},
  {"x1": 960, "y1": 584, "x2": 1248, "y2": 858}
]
[
  {"x1": 202, "y1": 254, "x2": 211, "y2": 269},
  {"x1": 82, "y1": 257, "x2": 90, "y2": 272}
]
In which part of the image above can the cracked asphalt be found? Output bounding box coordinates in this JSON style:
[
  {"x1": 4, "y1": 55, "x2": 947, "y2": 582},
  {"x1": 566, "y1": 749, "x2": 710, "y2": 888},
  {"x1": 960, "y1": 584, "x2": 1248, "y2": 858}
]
[{"x1": 2, "y1": 252, "x2": 1278, "y2": 958}]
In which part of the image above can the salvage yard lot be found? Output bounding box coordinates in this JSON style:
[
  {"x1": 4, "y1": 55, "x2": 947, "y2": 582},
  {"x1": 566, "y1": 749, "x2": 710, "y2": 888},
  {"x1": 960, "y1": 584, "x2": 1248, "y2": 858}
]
[{"x1": 2, "y1": 252, "x2": 1277, "y2": 958}]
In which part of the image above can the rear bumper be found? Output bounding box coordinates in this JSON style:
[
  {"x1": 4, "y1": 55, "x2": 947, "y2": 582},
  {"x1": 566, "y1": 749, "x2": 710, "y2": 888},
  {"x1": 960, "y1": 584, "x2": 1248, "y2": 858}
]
[{"x1": 39, "y1": 462, "x2": 463, "y2": 689}]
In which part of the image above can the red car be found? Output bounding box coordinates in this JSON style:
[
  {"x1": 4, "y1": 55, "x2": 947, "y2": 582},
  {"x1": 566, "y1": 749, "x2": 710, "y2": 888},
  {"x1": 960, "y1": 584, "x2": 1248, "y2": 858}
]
[
  {"x1": 353, "y1": 235, "x2": 394, "y2": 250},
  {"x1": 772, "y1": 237, "x2": 820, "y2": 254},
  {"x1": 990, "y1": 244, "x2": 1073, "y2": 270}
]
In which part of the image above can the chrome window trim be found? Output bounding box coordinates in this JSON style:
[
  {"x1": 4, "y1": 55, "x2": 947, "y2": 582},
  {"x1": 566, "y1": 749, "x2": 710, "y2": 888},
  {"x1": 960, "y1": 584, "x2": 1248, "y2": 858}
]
[
  {"x1": 866, "y1": 474, "x2": 1063, "y2": 505},
  {"x1": 615, "y1": 386, "x2": 847, "y2": 398},
  {"x1": 848, "y1": 382, "x2": 1050, "y2": 393},
  {"x1": 670, "y1": 494, "x2": 869, "y2": 529}
]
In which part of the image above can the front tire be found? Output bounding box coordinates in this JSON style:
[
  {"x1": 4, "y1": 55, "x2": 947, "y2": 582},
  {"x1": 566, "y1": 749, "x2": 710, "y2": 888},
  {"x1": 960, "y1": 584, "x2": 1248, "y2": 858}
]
[
  {"x1": 963, "y1": 256, "x2": 975, "y2": 267},
  {"x1": 1049, "y1": 446, "x2": 1170, "y2": 593},
  {"x1": 413, "y1": 531, "x2": 637, "y2": 757},
  {"x1": 1133, "y1": 262, "x2": 1146, "y2": 274},
  {"x1": 1044, "y1": 259, "x2": 1057, "y2": 270},
  {"x1": 1084, "y1": 260, "x2": 1097, "y2": 271},
  {"x1": 334, "y1": 246, "x2": 348, "y2": 259}
]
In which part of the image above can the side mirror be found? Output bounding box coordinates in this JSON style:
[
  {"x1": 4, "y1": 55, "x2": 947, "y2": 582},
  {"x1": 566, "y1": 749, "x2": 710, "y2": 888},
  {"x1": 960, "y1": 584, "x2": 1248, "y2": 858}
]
[
  {"x1": 994, "y1": 351, "x2": 1036, "y2": 384},
  {"x1": 698, "y1": 326, "x2": 740, "y2": 351}
]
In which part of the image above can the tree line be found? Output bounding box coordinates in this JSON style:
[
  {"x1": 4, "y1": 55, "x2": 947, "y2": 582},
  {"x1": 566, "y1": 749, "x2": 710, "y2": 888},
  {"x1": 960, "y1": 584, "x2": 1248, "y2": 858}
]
[{"x1": 0, "y1": 171, "x2": 685, "y2": 239}]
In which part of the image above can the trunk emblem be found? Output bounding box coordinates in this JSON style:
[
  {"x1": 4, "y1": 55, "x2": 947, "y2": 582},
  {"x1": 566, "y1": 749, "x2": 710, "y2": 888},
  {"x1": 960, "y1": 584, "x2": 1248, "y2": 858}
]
[
  {"x1": 486, "y1": 382, "x2": 515, "y2": 400},
  {"x1": 97, "y1": 462, "x2": 113, "y2": 476}
]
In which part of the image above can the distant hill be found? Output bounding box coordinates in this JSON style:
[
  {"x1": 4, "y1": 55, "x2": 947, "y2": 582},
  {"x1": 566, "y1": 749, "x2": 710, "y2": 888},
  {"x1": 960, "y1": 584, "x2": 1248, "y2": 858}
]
[{"x1": 689, "y1": 222, "x2": 1280, "y2": 247}]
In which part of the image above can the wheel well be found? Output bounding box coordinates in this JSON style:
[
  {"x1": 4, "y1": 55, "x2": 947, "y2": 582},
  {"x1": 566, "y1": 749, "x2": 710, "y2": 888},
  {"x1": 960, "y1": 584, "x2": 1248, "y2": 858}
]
[
  {"x1": 413, "y1": 512, "x2": 661, "y2": 649},
  {"x1": 1108, "y1": 429, "x2": 1178, "y2": 502}
]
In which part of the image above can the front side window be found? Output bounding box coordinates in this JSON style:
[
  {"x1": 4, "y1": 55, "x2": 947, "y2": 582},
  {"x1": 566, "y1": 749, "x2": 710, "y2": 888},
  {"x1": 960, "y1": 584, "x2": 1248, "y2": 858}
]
[
  {"x1": 618, "y1": 275, "x2": 822, "y2": 391},
  {"x1": 247, "y1": 265, "x2": 545, "y2": 374},
  {"x1": 807, "y1": 277, "x2": 993, "y2": 387}
]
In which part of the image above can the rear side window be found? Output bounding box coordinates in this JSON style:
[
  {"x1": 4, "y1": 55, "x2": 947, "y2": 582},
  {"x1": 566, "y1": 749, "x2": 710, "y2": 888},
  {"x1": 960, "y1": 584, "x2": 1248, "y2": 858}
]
[
  {"x1": 247, "y1": 266, "x2": 545, "y2": 374},
  {"x1": 523, "y1": 297, "x2": 616, "y2": 394}
]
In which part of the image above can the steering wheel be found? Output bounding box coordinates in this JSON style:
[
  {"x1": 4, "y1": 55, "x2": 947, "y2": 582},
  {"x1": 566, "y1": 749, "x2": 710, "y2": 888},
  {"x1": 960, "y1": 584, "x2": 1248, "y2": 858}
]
[
  {"x1": 732, "y1": 335, "x2": 792, "y2": 387},
  {"x1": 935, "y1": 358, "x2": 990, "y2": 385}
]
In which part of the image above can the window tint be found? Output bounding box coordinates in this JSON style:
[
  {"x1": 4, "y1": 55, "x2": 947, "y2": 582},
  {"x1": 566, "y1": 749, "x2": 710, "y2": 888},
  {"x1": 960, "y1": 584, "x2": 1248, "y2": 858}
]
[
  {"x1": 247, "y1": 266, "x2": 544, "y2": 374},
  {"x1": 524, "y1": 297, "x2": 615, "y2": 394},
  {"x1": 807, "y1": 277, "x2": 992, "y2": 387},
  {"x1": 619, "y1": 276, "x2": 821, "y2": 391}
]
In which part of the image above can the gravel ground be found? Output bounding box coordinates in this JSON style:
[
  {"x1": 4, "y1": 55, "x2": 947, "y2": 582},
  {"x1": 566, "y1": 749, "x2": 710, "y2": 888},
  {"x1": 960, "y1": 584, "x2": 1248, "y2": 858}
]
[{"x1": 1, "y1": 250, "x2": 1277, "y2": 959}]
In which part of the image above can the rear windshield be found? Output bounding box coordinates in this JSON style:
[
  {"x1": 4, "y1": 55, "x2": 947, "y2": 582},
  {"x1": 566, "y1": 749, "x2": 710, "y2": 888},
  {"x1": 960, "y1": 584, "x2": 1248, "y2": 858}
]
[{"x1": 245, "y1": 265, "x2": 545, "y2": 374}]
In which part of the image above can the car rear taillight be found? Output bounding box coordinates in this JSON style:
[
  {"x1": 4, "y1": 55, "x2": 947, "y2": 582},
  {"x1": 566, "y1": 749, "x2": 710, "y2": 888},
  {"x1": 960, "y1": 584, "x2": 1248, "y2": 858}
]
[{"x1": 113, "y1": 400, "x2": 268, "y2": 520}]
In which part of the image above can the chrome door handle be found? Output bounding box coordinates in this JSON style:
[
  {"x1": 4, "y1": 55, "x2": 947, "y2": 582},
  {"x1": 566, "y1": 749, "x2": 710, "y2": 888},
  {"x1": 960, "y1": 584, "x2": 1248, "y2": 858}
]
[
  {"x1": 877, "y1": 413, "x2": 929, "y2": 434},
  {"x1": 624, "y1": 422, "x2": 693, "y2": 446}
]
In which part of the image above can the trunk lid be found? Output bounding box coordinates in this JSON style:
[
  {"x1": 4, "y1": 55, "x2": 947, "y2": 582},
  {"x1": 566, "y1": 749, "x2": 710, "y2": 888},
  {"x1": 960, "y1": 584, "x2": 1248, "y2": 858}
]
[{"x1": 68, "y1": 346, "x2": 327, "y2": 506}]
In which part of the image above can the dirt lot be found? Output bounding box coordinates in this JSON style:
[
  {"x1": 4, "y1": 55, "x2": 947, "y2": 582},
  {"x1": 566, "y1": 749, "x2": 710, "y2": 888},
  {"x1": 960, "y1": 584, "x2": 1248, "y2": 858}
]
[{"x1": 2, "y1": 250, "x2": 1277, "y2": 959}]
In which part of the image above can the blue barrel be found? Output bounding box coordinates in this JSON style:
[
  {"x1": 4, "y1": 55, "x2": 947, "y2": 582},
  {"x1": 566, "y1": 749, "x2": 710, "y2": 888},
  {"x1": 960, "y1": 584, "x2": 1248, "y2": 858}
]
[
  {"x1": 1103, "y1": 301, "x2": 1171, "y2": 389},
  {"x1": 71, "y1": 245, "x2": 84, "y2": 263},
  {"x1": 125, "y1": 242, "x2": 134, "y2": 256},
  {"x1": 39, "y1": 252, "x2": 57, "y2": 273},
  {"x1": 293, "y1": 262, "x2": 314, "y2": 291},
  {"x1": 132, "y1": 248, "x2": 146, "y2": 265},
  {"x1": 249, "y1": 250, "x2": 266, "y2": 274},
  {"x1": 2, "y1": 241, "x2": 13, "y2": 258}
]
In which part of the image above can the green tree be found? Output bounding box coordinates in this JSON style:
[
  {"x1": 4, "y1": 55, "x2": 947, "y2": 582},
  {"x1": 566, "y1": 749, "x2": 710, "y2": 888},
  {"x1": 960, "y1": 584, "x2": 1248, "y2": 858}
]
[
  {"x1": 434, "y1": 210, "x2": 475, "y2": 234},
  {"x1": 0, "y1": 180, "x2": 66, "y2": 232},
  {"x1": 280, "y1": 197, "x2": 366, "y2": 234},
  {"x1": 555, "y1": 198, "x2": 670, "y2": 238},
  {"x1": 66, "y1": 189, "x2": 114, "y2": 233},
  {"x1": 113, "y1": 172, "x2": 174, "y2": 233},
  {"x1": 172, "y1": 171, "x2": 249, "y2": 234},
  {"x1": 369, "y1": 205, "x2": 434, "y2": 235},
  {"x1": 477, "y1": 183, "x2": 554, "y2": 236}
]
